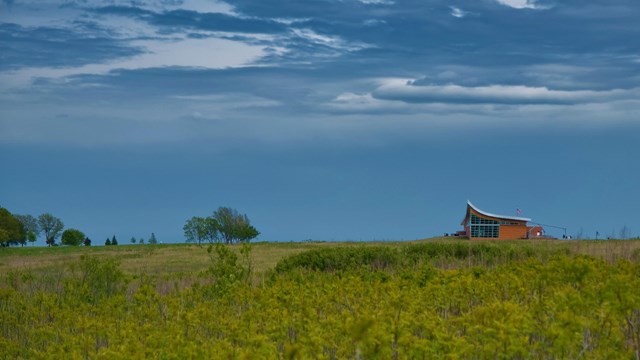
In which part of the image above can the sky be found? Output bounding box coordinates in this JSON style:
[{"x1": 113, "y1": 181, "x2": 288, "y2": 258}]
[{"x1": 1, "y1": 0, "x2": 639, "y2": 244}]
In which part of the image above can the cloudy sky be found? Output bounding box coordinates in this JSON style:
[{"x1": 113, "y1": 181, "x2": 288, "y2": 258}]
[{"x1": 1, "y1": 0, "x2": 639, "y2": 243}]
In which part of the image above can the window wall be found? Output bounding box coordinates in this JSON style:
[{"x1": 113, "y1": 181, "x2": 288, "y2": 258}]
[{"x1": 470, "y1": 214, "x2": 499, "y2": 238}]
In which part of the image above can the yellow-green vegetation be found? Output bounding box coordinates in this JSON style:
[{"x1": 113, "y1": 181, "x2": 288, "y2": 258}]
[{"x1": 1, "y1": 239, "x2": 640, "y2": 358}]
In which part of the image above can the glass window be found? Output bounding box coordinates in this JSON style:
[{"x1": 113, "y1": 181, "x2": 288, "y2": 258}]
[
  {"x1": 471, "y1": 214, "x2": 498, "y2": 225},
  {"x1": 470, "y1": 213, "x2": 500, "y2": 238}
]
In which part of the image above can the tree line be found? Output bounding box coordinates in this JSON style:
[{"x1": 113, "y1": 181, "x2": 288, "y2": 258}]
[
  {"x1": 0, "y1": 209, "x2": 69, "y2": 247},
  {"x1": 0, "y1": 206, "x2": 160, "y2": 247},
  {"x1": 183, "y1": 207, "x2": 259, "y2": 245},
  {"x1": 1, "y1": 205, "x2": 259, "y2": 247}
]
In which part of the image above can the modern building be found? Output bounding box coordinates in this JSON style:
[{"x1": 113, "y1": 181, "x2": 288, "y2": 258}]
[{"x1": 461, "y1": 201, "x2": 544, "y2": 240}]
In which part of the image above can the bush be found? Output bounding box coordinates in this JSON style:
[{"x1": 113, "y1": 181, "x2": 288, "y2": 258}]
[
  {"x1": 67, "y1": 255, "x2": 126, "y2": 303},
  {"x1": 275, "y1": 242, "x2": 570, "y2": 273},
  {"x1": 275, "y1": 246, "x2": 401, "y2": 273},
  {"x1": 61, "y1": 228, "x2": 85, "y2": 246}
]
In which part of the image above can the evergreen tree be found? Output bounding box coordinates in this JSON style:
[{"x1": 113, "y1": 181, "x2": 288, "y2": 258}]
[
  {"x1": 111, "y1": 235, "x2": 118, "y2": 246},
  {"x1": 148, "y1": 233, "x2": 157, "y2": 244},
  {"x1": 139, "y1": 237, "x2": 144, "y2": 244},
  {"x1": 130, "y1": 236, "x2": 136, "y2": 244},
  {"x1": 84, "y1": 237, "x2": 91, "y2": 246},
  {"x1": 105, "y1": 238, "x2": 111, "y2": 246}
]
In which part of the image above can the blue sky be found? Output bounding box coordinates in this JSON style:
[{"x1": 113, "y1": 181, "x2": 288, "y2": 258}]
[{"x1": 1, "y1": 0, "x2": 639, "y2": 244}]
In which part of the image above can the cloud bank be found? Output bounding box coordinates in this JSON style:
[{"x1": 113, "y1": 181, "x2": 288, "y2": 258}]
[
  {"x1": 1, "y1": 0, "x2": 640, "y2": 147},
  {"x1": 372, "y1": 79, "x2": 637, "y2": 105}
]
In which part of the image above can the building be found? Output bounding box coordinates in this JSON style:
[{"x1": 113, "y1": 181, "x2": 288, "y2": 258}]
[{"x1": 461, "y1": 201, "x2": 544, "y2": 240}]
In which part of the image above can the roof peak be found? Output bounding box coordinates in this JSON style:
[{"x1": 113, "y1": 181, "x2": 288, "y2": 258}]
[{"x1": 467, "y1": 200, "x2": 531, "y2": 222}]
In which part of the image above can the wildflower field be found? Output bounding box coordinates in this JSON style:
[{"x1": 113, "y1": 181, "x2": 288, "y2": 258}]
[{"x1": 1, "y1": 240, "x2": 639, "y2": 359}]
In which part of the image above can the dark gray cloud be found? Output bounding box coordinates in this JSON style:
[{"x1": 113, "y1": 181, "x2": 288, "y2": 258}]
[
  {"x1": 93, "y1": 6, "x2": 288, "y2": 34},
  {"x1": 0, "y1": 23, "x2": 144, "y2": 70}
]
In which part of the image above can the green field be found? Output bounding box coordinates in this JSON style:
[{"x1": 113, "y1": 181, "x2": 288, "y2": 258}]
[{"x1": 1, "y1": 239, "x2": 640, "y2": 358}]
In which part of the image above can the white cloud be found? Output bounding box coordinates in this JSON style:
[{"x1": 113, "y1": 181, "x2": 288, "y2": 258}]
[
  {"x1": 450, "y1": 6, "x2": 467, "y2": 18},
  {"x1": 172, "y1": 0, "x2": 235, "y2": 15},
  {"x1": 0, "y1": 36, "x2": 266, "y2": 88},
  {"x1": 363, "y1": 19, "x2": 386, "y2": 26},
  {"x1": 172, "y1": 93, "x2": 281, "y2": 108},
  {"x1": 372, "y1": 79, "x2": 639, "y2": 105},
  {"x1": 357, "y1": 0, "x2": 394, "y2": 5},
  {"x1": 291, "y1": 28, "x2": 371, "y2": 52},
  {"x1": 494, "y1": 0, "x2": 544, "y2": 10},
  {"x1": 2, "y1": 0, "x2": 236, "y2": 13}
]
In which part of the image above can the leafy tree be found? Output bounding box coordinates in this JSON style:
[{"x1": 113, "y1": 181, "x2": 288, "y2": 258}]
[
  {"x1": 130, "y1": 237, "x2": 136, "y2": 244},
  {"x1": 61, "y1": 228, "x2": 86, "y2": 246},
  {"x1": 211, "y1": 207, "x2": 260, "y2": 244},
  {"x1": 183, "y1": 216, "x2": 202, "y2": 244},
  {"x1": 183, "y1": 216, "x2": 216, "y2": 245},
  {"x1": 27, "y1": 231, "x2": 37, "y2": 245},
  {"x1": 212, "y1": 207, "x2": 236, "y2": 244},
  {"x1": 105, "y1": 238, "x2": 111, "y2": 246},
  {"x1": 148, "y1": 233, "x2": 157, "y2": 244},
  {"x1": 15, "y1": 214, "x2": 39, "y2": 246},
  {"x1": 235, "y1": 223, "x2": 260, "y2": 243},
  {"x1": 111, "y1": 235, "x2": 118, "y2": 246},
  {"x1": 84, "y1": 237, "x2": 91, "y2": 246},
  {"x1": 0, "y1": 229, "x2": 9, "y2": 247},
  {"x1": 16, "y1": 233, "x2": 27, "y2": 247},
  {"x1": 38, "y1": 213, "x2": 64, "y2": 246},
  {"x1": 0, "y1": 207, "x2": 27, "y2": 247}
]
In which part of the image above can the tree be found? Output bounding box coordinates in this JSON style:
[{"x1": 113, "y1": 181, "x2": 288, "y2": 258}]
[
  {"x1": 235, "y1": 223, "x2": 260, "y2": 243},
  {"x1": 111, "y1": 235, "x2": 118, "y2": 246},
  {"x1": 139, "y1": 237, "x2": 144, "y2": 244},
  {"x1": 38, "y1": 213, "x2": 64, "y2": 246},
  {"x1": 183, "y1": 216, "x2": 216, "y2": 245},
  {"x1": 15, "y1": 214, "x2": 39, "y2": 246},
  {"x1": 211, "y1": 207, "x2": 260, "y2": 244},
  {"x1": 61, "y1": 228, "x2": 85, "y2": 246},
  {"x1": 130, "y1": 237, "x2": 136, "y2": 244},
  {"x1": 105, "y1": 238, "x2": 111, "y2": 246},
  {"x1": 0, "y1": 207, "x2": 27, "y2": 247},
  {"x1": 84, "y1": 237, "x2": 92, "y2": 246},
  {"x1": 0, "y1": 229, "x2": 9, "y2": 247},
  {"x1": 148, "y1": 233, "x2": 157, "y2": 244},
  {"x1": 27, "y1": 231, "x2": 37, "y2": 245},
  {"x1": 203, "y1": 217, "x2": 220, "y2": 243}
]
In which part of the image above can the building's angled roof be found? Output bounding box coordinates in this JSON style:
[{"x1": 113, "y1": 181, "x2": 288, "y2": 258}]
[{"x1": 465, "y1": 200, "x2": 531, "y2": 222}]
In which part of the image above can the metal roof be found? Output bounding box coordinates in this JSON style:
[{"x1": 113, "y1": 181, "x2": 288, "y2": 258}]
[{"x1": 467, "y1": 200, "x2": 531, "y2": 222}]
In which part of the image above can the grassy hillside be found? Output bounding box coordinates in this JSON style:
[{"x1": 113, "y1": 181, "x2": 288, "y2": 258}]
[{"x1": 2, "y1": 239, "x2": 639, "y2": 358}]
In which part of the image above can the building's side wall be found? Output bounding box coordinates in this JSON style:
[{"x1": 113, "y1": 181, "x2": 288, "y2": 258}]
[
  {"x1": 498, "y1": 224, "x2": 528, "y2": 240},
  {"x1": 527, "y1": 226, "x2": 544, "y2": 238},
  {"x1": 467, "y1": 207, "x2": 529, "y2": 240}
]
